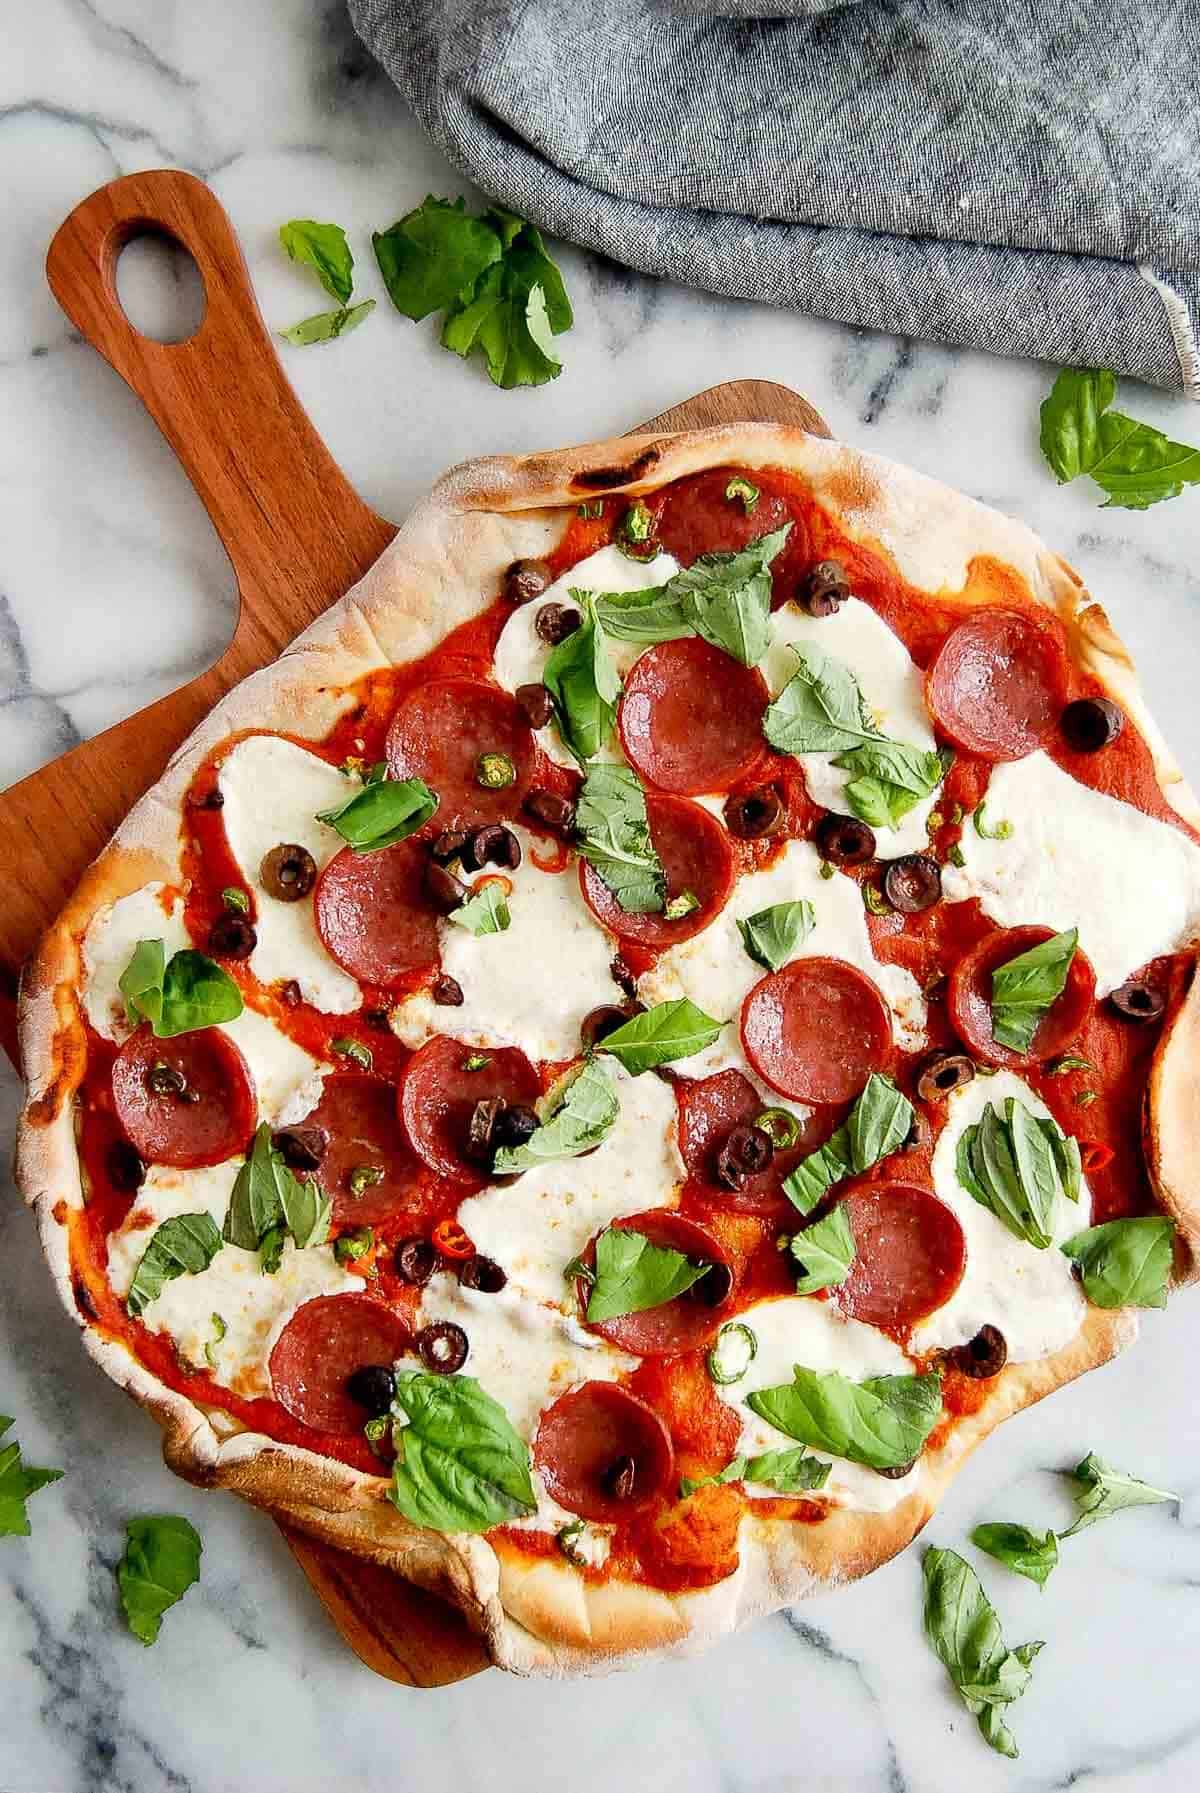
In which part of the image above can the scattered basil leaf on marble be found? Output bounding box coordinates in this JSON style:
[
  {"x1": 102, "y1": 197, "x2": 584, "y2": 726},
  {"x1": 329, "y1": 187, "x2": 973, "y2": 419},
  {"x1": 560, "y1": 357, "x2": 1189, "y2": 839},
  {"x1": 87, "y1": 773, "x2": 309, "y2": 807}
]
[
  {"x1": 279, "y1": 300, "x2": 376, "y2": 346},
  {"x1": 1039, "y1": 368, "x2": 1200, "y2": 510},
  {"x1": 119, "y1": 941, "x2": 243, "y2": 1038},
  {"x1": 747, "y1": 1367, "x2": 941, "y2": 1471},
  {"x1": 373, "y1": 197, "x2": 502, "y2": 319},
  {"x1": 0, "y1": 1417, "x2": 63, "y2": 1538},
  {"x1": 737, "y1": 899, "x2": 814, "y2": 973},
  {"x1": 956, "y1": 1098, "x2": 1076, "y2": 1249},
  {"x1": 449, "y1": 881, "x2": 512, "y2": 937},
  {"x1": 279, "y1": 220, "x2": 355, "y2": 303},
  {"x1": 1059, "y1": 1451, "x2": 1180, "y2": 1536},
  {"x1": 441, "y1": 215, "x2": 572, "y2": 389},
  {"x1": 117, "y1": 1514, "x2": 202, "y2": 1645},
  {"x1": 542, "y1": 592, "x2": 621, "y2": 762},
  {"x1": 575, "y1": 763, "x2": 666, "y2": 914},
  {"x1": 834, "y1": 739, "x2": 949, "y2": 830},
  {"x1": 990, "y1": 928, "x2": 1078, "y2": 1053},
  {"x1": 126, "y1": 1214, "x2": 224, "y2": 1318},
  {"x1": 388, "y1": 1373, "x2": 536, "y2": 1532},
  {"x1": 1060, "y1": 1217, "x2": 1175, "y2": 1309},
  {"x1": 586, "y1": 1227, "x2": 709, "y2": 1323},
  {"x1": 790, "y1": 1204, "x2": 856, "y2": 1296},
  {"x1": 317, "y1": 774, "x2": 438, "y2": 851},
  {"x1": 783, "y1": 1074, "x2": 913, "y2": 1215},
  {"x1": 493, "y1": 1060, "x2": 618, "y2": 1172},
  {"x1": 971, "y1": 1522, "x2": 1059, "y2": 1589},
  {"x1": 922, "y1": 1547, "x2": 1043, "y2": 1759},
  {"x1": 597, "y1": 998, "x2": 722, "y2": 1075}
]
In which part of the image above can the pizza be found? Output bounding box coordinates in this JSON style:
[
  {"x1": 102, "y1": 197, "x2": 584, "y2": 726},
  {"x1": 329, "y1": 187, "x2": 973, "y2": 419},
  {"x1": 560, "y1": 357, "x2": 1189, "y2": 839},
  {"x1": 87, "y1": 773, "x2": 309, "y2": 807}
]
[{"x1": 16, "y1": 424, "x2": 1200, "y2": 1677}]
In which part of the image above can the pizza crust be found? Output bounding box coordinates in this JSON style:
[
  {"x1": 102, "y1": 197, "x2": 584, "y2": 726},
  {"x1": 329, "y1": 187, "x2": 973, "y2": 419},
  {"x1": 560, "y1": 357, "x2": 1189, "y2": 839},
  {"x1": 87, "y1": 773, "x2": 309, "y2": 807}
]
[{"x1": 15, "y1": 422, "x2": 1197, "y2": 1676}]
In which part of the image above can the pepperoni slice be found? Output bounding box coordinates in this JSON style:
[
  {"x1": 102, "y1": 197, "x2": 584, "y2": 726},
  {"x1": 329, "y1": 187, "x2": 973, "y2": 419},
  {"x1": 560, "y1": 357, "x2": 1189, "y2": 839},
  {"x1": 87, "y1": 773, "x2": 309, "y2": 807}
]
[
  {"x1": 385, "y1": 679, "x2": 534, "y2": 828},
  {"x1": 579, "y1": 793, "x2": 735, "y2": 947},
  {"x1": 835, "y1": 1182, "x2": 967, "y2": 1331},
  {"x1": 580, "y1": 1211, "x2": 733, "y2": 1356},
  {"x1": 741, "y1": 957, "x2": 892, "y2": 1105},
  {"x1": 653, "y1": 467, "x2": 809, "y2": 602},
  {"x1": 111, "y1": 1025, "x2": 255, "y2": 1170},
  {"x1": 926, "y1": 609, "x2": 1067, "y2": 762},
  {"x1": 398, "y1": 1034, "x2": 540, "y2": 1184},
  {"x1": 949, "y1": 924, "x2": 1096, "y2": 1066},
  {"x1": 298, "y1": 1072, "x2": 420, "y2": 1226},
  {"x1": 269, "y1": 1294, "x2": 409, "y2": 1434},
  {"x1": 676, "y1": 1069, "x2": 822, "y2": 1212},
  {"x1": 618, "y1": 638, "x2": 767, "y2": 795},
  {"x1": 314, "y1": 839, "x2": 439, "y2": 988},
  {"x1": 534, "y1": 1382, "x2": 674, "y2": 1522}
]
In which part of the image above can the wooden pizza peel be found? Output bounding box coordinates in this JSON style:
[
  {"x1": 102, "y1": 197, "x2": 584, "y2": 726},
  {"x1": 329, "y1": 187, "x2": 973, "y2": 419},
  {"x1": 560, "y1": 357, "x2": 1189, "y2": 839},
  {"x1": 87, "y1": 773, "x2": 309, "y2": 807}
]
[{"x1": 0, "y1": 169, "x2": 832, "y2": 1684}]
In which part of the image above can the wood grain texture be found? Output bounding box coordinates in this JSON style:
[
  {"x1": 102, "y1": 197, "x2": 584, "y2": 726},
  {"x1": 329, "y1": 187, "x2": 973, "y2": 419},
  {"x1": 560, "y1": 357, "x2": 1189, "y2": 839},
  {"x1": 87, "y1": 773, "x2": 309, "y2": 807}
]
[{"x1": 6, "y1": 169, "x2": 831, "y2": 1686}]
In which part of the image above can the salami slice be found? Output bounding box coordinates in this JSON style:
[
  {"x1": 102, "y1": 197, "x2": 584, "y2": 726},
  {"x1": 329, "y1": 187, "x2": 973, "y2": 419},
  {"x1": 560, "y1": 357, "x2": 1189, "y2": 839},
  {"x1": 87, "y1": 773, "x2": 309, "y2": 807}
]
[
  {"x1": 314, "y1": 839, "x2": 439, "y2": 987},
  {"x1": 385, "y1": 678, "x2": 534, "y2": 828},
  {"x1": 676, "y1": 1069, "x2": 821, "y2": 1212},
  {"x1": 579, "y1": 793, "x2": 735, "y2": 947},
  {"x1": 579, "y1": 1211, "x2": 733, "y2": 1356},
  {"x1": 926, "y1": 609, "x2": 1067, "y2": 761},
  {"x1": 269, "y1": 1294, "x2": 409, "y2": 1434},
  {"x1": 653, "y1": 467, "x2": 808, "y2": 601},
  {"x1": 297, "y1": 1072, "x2": 421, "y2": 1226},
  {"x1": 949, "y1": 924, "x2": 1096, "y2": 1066},
  {"x1": 618, "y1": 637, "x2": 767, "y2": 795},
  {"x1": 741, "y1": 957, "x2": 892, "y2": 1105},
  {"x1": 834, "y1": 1182, "x2": 966, "y2": 1331},
  {"x1": 112, "y1": 1025, "x2": 255, "y2": 1170},
  {"x1": 534, "y1": 1381, "x2": 674, "y2": 1522},
  {"x1": 398, "y1": 1034, "x2": 540, "y2": 1184}
]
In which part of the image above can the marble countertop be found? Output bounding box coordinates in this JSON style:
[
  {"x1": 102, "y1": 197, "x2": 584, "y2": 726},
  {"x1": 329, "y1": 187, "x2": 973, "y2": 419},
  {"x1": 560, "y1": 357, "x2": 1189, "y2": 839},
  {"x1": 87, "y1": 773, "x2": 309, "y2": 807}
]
[{"x1": 3, "y1": 5, "x2": 1199, "y2": 1791}]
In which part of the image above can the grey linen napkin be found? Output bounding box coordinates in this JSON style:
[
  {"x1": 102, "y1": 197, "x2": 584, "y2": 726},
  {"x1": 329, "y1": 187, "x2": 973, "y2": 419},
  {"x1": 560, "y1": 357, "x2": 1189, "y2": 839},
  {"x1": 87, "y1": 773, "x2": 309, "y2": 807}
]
[{"x1": 349, "y1": 0, "x2": 1200, "y2": 393}]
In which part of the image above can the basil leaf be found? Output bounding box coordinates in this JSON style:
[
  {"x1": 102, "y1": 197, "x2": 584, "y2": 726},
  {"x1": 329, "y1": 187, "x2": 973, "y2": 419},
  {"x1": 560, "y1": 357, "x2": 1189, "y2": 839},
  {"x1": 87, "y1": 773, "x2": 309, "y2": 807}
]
[
  {"x1": 316, "y1": 775, "x2": 438, "y2": 851},
  {"x1": 440, "y1": 223, "x2": 571, "y2": 389},
  {"x1": 1060, "y1": 1216, "x2": 1175, "y2": 1309},
  {"x1": 224, "y1": 1123, "x2": 327, "y2": 1257},
  {"x1": 120, "y1": 942, "x2": 244, "y2": 1040},
  {"x1": 922, "y1": 1546, "x2": 1043, "y2": 1758},
  {"x1": 736, "y1": 899, "x2": 814, "y2": 973},
  {"x1": 743, "y1": 1446, "x2": 831, "y2": 1493},
  {"x1": 783, "y1": 1074, "x2": 912, "y2": 1215},
  {"x1": 0, "y1": 1418, "x2": 63, "y2": 1538},
  {"x1": 280, "y1": 1177, "x2": 332, "y2": 1253},
  {"x1": 1042, "y1": 1117, "x2": 1081, "y2": 1203},
  {"x1": 117, "y1": 1514, "x2": 202, "y2": 1646},
  {"x1": 746, "y1": 1367, "x2": 941, "y2": 1471},
  {"x1": 373, "y1": 196, "x2": 501, "y2": 321},
  {"x1": 492, "y1": 1060, "x2": 618, "y2": 1172},
  {"x1": 668, "y1": 526, "x2": 790, "y2": 667},
  {"x1": 280, "y1": 300, "x2": 375, "y2": 346},
  {"x1": 389, "y1": 1372, "x2": 536, "y2": 1532},
  {"x1": 762, "y1": 642, "x2": 879, "y2": 756},
  {"x1": 575, "y1": 763, "x2": 666, "y2": 915},
  {"x1": 1059, "y1": 1451, "x2": 1179, "y2": 1537},
  {"x1": 543, "y1": 593, "x2": 621, "y2": 763},
  {"x1": 279, "y1": 219, "x2": 355, "y2": 303},
  {"x1": 790, "y1": 1204, "x2": 856, "y2": 1296},
  {"x1": 594, "y1": 585, "x2": 695, "y2": 644},
  {"x1": 971, "y1": 1522, "x2": 1059, "y2": 1588},
  {"x1": 834, "y1": 740, "x2": 948, "y2": 829},
  {"x1": 957, "y1": 1099, "x2": 1076, "y2": 1250},
  {"x1": 119, "y1": 938, "x2": 165, "y2": 1031},
  {"x1": 126, "y1": 1214, "x2": 223, "y2": 1319},
  {"x1": 990, "y1": 928, "x2": 1078, "y2": 1054},
  {"x1": 259, "y1": 1223, "x2": 287, "y2": 1276},
  {"x1": 448, "y1": 882, "x2": 511, "y2": 936},
  {"x1": 1006, "y1": 1099, "x2": 1063, "y2": 1247},
  {"x1": 1039, "y1": 368, "x2": 1200, "y2": 510},
  {"x1": 585, "y1": 1227, "x2": 709, "y2": 1323},
  {"x1": 597, "y1": 998, "x2": 723, "y2": 1074},
  {"x1": 782, "y1": 1128, "x2": 853, "y2": 1216},
  {"x1": 680, "y1": 1456, "x2": 747, "y2": 1497}
]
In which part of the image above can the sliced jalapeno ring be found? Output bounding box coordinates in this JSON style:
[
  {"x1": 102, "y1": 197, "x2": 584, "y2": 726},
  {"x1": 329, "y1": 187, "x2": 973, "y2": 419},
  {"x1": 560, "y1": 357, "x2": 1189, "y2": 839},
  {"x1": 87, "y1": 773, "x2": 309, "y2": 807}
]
[
  {"x1": 706, "y1": 1320, "x2": 758, "y2": 1387},
  {"x1": 755, "y1": 1107, "x2": 802, "y2": 1152}
]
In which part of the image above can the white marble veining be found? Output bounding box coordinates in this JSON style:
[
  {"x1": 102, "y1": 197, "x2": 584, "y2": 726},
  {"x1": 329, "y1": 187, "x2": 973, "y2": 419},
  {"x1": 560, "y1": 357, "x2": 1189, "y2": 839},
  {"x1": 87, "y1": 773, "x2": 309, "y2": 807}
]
[{"x1": 3, "y1": 4, "x2": 1200, "y2": 1790}]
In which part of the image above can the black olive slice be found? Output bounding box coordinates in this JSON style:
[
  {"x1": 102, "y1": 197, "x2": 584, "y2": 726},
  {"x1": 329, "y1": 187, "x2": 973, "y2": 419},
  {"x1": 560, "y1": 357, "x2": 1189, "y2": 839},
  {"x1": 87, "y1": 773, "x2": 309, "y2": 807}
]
[
  {"x1": 814, "y1": 813, "x2": 876, "y2": 867},
  {"x1": 601, "y1": 1454, "x2": 638, "y2": 1501},
  {"x1": 724, "y1": 787, "x2": 785, "y2": 840},
  {"x1": 882, "y1": 854, "x2": 942, "y2": 914},
  {"x1": 1061, "y1": 697, "x2": 1124, "y2": 753},
  {"x1": 458, "y1": 1254, "x2": 508, "y2": 1293},
  {"x1": 1109, "y1": 977, "x2": 1165, "y2": 1023},
  {"x1": 800, "y1": 559, "x2": 850, "y2": 617},
  {"x1": 272, "y1": 1125, "x2": 328, "y2": 1172},
  {"x1": 208, "y1": 912, "x2": 257, "y2": 960},
  {"x1": 345, "y1": 1363, "x2": 396, "y2": 1414},
  {"x1": 716, "y1": 1124, "x2": 774, "y2": 1190},
  {"x1": 947, "y1": 1324, "x2": 1008, "y2": 1380},
  {"x1": 260, "y1": 843, "x2": 317, "y2": 902},
  {"x1": 535, "y1": 602, "x2": 581, "y2": 645},
  {"x1": 416, "y1": 1322, "x2": 469, "y2": 1374},
  {"x1": 504, "y1": 558, "x2": 552, "y2": 604},
  {"x1": 395, "y1": 1237, "x2": 437, "y2": 1286},
  {"x1": 524, "y1": 789, "x2": 577, "y2": 836},
  {"x1": 916, "y1": 1052, "x2": 975, "y2": 1103}
]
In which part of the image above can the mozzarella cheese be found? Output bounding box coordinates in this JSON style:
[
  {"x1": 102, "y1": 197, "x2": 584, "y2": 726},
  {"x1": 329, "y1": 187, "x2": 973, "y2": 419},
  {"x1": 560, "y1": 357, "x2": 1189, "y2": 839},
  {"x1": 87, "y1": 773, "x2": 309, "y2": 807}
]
[
  {"x1": 765, "y1": 599, "x2": 941, "y2": 853},
  {"x1": 942, "y1": 751, "x2": 1200, "y2": 995},
  {"x1": 911, "y1": 1070, "x2": 1089, "y2": 1363},
  {"x1": 453, "y1": 1064, "x2": 683, "y2": 1304},
  {"x1": 714, "y1": 1295, "x2": 921, "y2": 1514},
  {"x1": 106, "y1": 1160, "x2": 355, "y2": 1395},
  {"x1": 217, "y1": 735, "x2": 361, "y2": 1013}
]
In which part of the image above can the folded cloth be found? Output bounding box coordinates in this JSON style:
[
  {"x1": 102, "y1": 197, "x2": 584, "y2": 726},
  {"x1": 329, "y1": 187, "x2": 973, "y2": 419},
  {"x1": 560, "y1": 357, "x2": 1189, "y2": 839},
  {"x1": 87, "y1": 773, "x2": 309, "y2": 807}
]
[{"x1": 349, "y1": 0, "x2": 1200, "y2": 393}]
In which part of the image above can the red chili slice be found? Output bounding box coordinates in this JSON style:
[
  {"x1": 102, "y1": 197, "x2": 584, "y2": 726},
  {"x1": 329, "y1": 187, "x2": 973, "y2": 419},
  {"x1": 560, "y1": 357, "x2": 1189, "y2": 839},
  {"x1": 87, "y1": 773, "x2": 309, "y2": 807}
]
[
  {"x1": 834, "y1": 1182, "x2": 967, "y2": 1331},
  {"x1": 431, "y1": 1217, "x2": 475, "y2": 1260},
  {"x1": 314, "y1": 839, "x2": 440, "y2": 988},
  {"x1": 579, "y1": 1211, "x2": 733, "y2": 1357},
  {"x1": 298, "y1": 1072, "x2": 420, "y2": 1226},
  {"x1": 111, "y1": 1025, "x2": 255, "y2": 1170},
  {"x1": 579, "y1": 793, "x2": 735, "y2": 947},
  {"x1": 675, "y1": 1069, "x2": 822, "y2": 1212},
  {"x1": 949, "y1": 924, "x2": 1096, "y2": 1066},
  {"x1": 926, "y1": 609, "x2": 1067, "y2": 762},
  {"x1": 385, "y1": 678, "x2": 534, "y2": 828},
  {"x1": 618, "y1": 637, "x2": 768, "y2": 795},
  {"x1": 741, "y1": 957, "x2": 892, "y2": 1105},
  {"x1": 534, "y1": 1381, "x2": 674, "y2": 1522},
  {"x1": 398, "y1": 1034, "x2": 540, "y2": 1185},
  {"x1": 653, "y1": 467, "x2": 809, "y2": 602},
  {"x1": 269, "y1": 1294, "x2": 409, "y2": 1435}
]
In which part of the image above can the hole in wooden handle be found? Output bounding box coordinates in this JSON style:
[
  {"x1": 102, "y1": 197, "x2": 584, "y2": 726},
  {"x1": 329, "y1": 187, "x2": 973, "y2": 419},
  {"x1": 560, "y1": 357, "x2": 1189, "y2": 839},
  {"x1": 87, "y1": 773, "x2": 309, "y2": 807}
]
[{"x1": 114, "y1": 230, "x2": 207, "y2": 345}]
